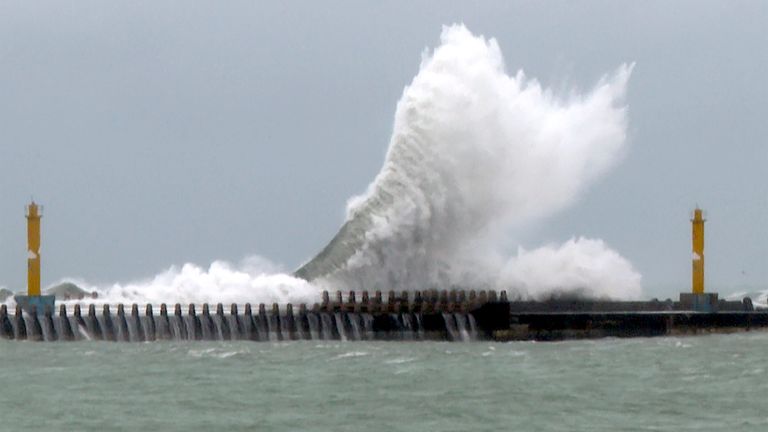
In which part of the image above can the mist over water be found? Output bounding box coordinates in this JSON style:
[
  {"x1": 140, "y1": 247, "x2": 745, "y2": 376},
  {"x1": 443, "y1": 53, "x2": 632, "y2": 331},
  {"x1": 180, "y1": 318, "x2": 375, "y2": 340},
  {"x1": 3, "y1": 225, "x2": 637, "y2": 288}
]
[{"x1": 31, "y1": 24, "x2": 641, "y2": 306}]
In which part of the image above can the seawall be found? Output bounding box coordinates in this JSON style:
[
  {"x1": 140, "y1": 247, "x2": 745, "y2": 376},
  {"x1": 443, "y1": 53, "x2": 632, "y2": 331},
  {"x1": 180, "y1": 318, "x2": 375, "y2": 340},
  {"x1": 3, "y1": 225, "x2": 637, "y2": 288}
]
[{"x1": 0, "y1": 290, "x2": 763, "y2": 342}]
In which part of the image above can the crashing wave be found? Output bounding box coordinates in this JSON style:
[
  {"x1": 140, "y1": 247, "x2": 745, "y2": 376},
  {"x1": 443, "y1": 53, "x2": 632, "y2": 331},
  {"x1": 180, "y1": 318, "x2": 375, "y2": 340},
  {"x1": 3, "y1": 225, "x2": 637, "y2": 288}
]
[{"x1": 296, "y1": 24, "x2": 640, "y2": 299}]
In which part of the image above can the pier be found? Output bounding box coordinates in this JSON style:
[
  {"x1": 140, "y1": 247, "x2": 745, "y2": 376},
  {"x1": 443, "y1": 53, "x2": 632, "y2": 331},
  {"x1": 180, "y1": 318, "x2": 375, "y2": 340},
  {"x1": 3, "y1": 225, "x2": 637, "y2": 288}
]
[
  {"x1": 1, "y1": 289, "x2": 765, "y2": 342},
  {"x1": 2, "y1": 202, "x2": 764, "y2": 343}
]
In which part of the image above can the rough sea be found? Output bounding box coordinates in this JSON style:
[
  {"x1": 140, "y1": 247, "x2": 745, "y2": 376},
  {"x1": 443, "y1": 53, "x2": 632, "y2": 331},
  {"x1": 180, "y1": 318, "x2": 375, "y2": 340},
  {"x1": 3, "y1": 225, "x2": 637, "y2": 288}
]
[{"x1": 2, "y1": 332, "x2": 767, "y2": 431}]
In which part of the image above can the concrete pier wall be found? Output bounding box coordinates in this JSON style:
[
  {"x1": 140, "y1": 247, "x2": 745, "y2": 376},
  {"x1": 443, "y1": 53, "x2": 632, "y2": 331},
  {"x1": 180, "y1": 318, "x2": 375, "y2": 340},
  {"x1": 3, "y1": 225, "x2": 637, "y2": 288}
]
[{"x1": 0, "y1": 290, "x2": 765, "y2": 342}]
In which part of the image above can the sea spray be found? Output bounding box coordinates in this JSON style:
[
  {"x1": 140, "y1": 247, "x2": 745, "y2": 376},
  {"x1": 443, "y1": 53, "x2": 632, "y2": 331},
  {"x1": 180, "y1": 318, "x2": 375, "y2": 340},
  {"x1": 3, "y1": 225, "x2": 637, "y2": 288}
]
[
  {"x1": 297, "y1": 24, "x2": 641, "y2": 299},
  {"x1": 49, "y1": 257, "x2": 318, "y2": 307},
  {"x1": 497, "y1": 238, "x2": 641, "y2": 299}
]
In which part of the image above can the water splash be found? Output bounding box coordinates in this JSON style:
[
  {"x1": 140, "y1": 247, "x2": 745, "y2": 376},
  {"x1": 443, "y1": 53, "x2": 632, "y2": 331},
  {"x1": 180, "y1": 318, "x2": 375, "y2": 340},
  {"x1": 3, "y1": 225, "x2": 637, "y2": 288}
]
[
  {"x1": 297, "y1": 24, "x2": 640, "y2": 299},
  {"x1": 51, "y1": 257, "x2": 318, "y2": 306}
]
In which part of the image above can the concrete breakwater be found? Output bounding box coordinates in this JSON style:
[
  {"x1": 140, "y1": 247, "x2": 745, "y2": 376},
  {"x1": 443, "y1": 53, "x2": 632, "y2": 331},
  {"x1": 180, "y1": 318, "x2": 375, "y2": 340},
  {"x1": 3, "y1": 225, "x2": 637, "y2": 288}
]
[
  {"x1": 2, "y1": 289, "x2": 767, "y2": 342},
  {"x1": 0, "y1": 290, "x2": 509, "y2": 342}
]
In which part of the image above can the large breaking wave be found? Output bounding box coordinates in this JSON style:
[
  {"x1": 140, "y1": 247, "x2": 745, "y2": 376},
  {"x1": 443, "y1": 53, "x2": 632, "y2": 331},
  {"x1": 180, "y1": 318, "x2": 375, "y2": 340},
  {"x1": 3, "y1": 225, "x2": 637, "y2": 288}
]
[
  {"x1": 5, "y1": 24, "x2": 642, "y2": 306},
  {"x1": 296, "y1": 24, "x2": 640, "y2": 299}
]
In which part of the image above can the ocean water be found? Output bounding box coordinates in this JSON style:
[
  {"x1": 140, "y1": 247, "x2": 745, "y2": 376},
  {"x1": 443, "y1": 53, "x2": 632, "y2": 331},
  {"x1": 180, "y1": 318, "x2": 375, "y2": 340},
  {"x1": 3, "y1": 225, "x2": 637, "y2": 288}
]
[{"x1": 1, "y1": 333, "x2": 767, "y2": 431}]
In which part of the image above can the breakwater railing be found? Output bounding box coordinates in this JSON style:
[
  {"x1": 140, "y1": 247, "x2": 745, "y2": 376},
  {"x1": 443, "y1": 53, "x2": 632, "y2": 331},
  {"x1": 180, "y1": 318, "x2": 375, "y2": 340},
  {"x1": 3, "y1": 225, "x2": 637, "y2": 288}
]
[{"x1": 0, "y1": 289, "x2": 510, "y2": 342}]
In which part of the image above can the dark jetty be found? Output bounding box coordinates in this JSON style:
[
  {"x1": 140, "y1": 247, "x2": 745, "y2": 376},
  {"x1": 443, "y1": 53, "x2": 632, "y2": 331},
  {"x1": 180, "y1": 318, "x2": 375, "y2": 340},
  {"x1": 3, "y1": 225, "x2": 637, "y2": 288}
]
[{"x1": 0, "y1": 290, "x2": 763, "y2": 342}]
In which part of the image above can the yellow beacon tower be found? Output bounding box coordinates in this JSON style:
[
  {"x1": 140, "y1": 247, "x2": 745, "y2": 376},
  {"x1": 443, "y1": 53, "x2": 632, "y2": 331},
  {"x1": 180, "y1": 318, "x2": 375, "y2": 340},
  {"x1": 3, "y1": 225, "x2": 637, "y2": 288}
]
[
  {"x1": 681, "y1": 207, "x2": 717, "y2": 312},
  {"x1": 691, "y1": 208, "x2": 705, "y2": 294},
  {"x1": 27, "y1": 201, "x2": 42, "y2": 296},
  {"x1": 14, "y1": 200, "x2": 55, "y2": 314}
]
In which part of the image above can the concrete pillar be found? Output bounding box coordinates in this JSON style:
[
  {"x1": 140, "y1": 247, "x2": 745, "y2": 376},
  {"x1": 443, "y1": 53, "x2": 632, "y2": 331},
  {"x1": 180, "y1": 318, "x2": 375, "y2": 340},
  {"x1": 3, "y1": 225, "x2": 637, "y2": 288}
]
[
  {"x1": 271, "y1": 303, "x2": 282, "y2": 341},
  {"x1": 201, "y1": 304, "x2": 214, "y2": 340},
  {"x1": 322, "y1": 291, "x2": 330, "y2": 311},
  {"x1": 102, "y1": 304, "x2": 116, "y2": 342},
  {"x1": 116, "y1": 304, "x2": 129, "y2": 342},
  {"x1": 244, "y1": 303, "x2": 258, "y2": 341},
  {"x1": 0, "y1": 305, "x2": 12, "y2": 339},
  {"x1": 386, "y1": 291, "x2": 395, "y2": 313},
  {"x1": 101, "y1": 304, "x2": 117, "y2": 342},
  {"x1": 188, "y1": 304, "x2": 202, "y2": 340},
  {"x1": 174, "y1": 303, "x2": 187, "y2": 340},
  {"x1": 14, "y1": 305, "x2": 27, "y2": 340},
  {"x1": 284, "y1": 304, "x2": 296, "y2": 340},
  {"x1": 421, "y1": 301, "x2": 432, "y2": 314},
  {"x1": 411, "y1": 296, "x2": 422, "y2": 313},
  {"x1": 72, "y1": 304, "x2": 84, "y2": 341},
  {"x1": 439, "y1": 291, "x2": 448, "y2": 305},
  {"x1": 743, "y1": 297, "x2": 754, "y2": 312},
  {"x1": 258, "y1": 303, "x2": 268, "y2": 341},
  {"x1": 87, "y1": 304, "x2": 102, "y2": 340},
  {"x1": 458, "y1": 290, "x2": 466, "y2": 303},
  {"x1": 131, "y1": 304, "x2": 145, "y2": 342},
  {"x1": 298, "y1": 303, "x2": 309, "y2": 338},
  {"x1": 144, "y1": 304, "x2": 156, "y2": 342},
  {"x1": 230, "y1": 304, "x2": 242, "y2": 340},
  {"x1": 216, "y1": 303, "x2": 231, "y2": 340},
  {"x1": 157, "y1": 303, "x2": 170, "y2": 340},
  {"x1": 28, "y1": 306, "x2": 43, "y2": 341},
  {"x1": 43, "y1": 305, "x2": 57, "y2": 341}
]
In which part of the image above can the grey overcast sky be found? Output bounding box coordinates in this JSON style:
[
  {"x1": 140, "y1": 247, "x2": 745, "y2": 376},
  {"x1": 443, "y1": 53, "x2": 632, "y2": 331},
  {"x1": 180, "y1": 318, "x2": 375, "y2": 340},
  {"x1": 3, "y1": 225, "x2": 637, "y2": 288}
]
[{"x1": 0, "y1": 1, "x2": 766, "y2": 299}]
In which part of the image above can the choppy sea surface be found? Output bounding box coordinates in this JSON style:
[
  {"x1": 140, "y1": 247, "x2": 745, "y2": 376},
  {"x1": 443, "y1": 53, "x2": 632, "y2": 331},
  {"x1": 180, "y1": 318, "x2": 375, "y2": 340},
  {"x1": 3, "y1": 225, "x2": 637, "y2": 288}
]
[{"x1": 1, "y1": 333, "x2": 767, "y2": 431}]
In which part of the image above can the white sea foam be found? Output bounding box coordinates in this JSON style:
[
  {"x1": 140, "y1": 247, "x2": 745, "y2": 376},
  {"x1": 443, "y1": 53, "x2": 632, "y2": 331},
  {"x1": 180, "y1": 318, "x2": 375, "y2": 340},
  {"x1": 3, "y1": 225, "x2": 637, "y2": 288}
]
[
  {"x1": 498, "y1": 238, "x2": 641, "y2": 299},
  {"x1": 726, "y1": 290, "x2": 767, "y2": 308},
  {"x1": 50, "y1": 256, "x2": 318, "y2": 306},
  {"x1": 297, "y1": 24, "x2": 640, "y2": 299}
]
